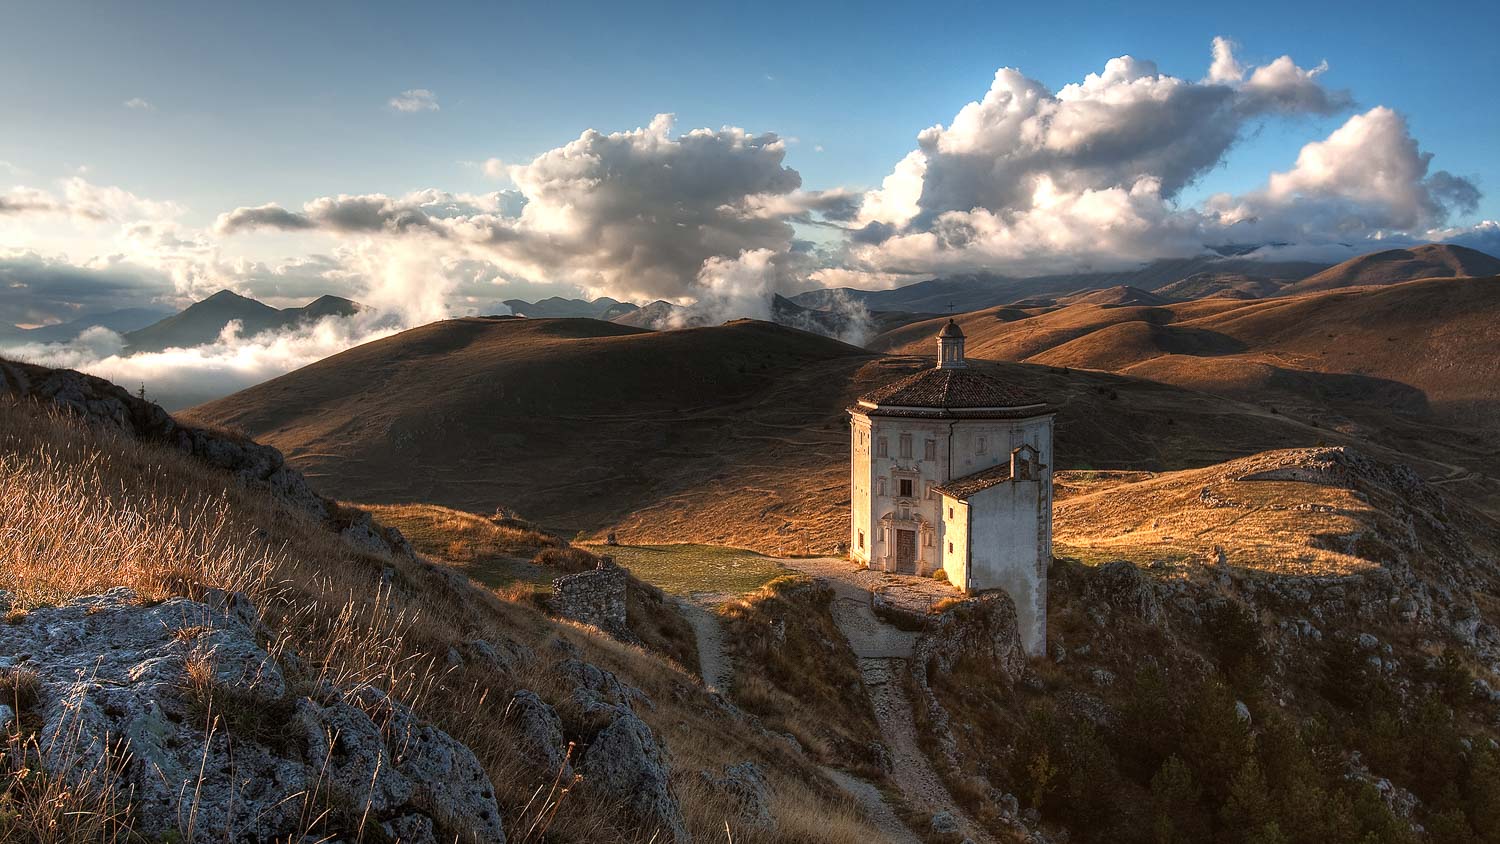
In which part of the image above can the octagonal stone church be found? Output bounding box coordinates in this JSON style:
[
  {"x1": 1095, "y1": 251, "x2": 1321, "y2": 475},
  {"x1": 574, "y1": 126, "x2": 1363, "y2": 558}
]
[{"x1": 849, "y1": 320, "x2": 1054, "y2": 655}]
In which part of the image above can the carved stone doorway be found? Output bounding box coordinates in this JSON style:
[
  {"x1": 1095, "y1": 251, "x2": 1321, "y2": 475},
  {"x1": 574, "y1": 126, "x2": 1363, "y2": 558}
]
[{"x1": 895, "y1": 529, "x2": 917, "y2": 574}]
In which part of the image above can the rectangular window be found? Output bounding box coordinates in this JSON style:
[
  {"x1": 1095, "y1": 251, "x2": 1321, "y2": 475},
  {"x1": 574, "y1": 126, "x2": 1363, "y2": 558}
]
[
  {"x1": 899, "y1": 478, "x2": 914, "y2": 498},
  {"x1": 948, "y1": 507, "x2": 954, "y2": 519},
  {"x1": 858, "y1": 531, "x2": 864, "y2": 550},
  {"x1": 977, "y1": 436, "x2": 987, "y2": 455},
  {"x1": 877, "y1": 478, "x2": 886, "y2": 496},
  {"x1": 924, "y1": 439, "x2": 936, "y2": 461},
  {"x1": 877, "y1": 438, "x2": 888, "y2": 458},
  {"x1": 899, "y1": 433, "x2": 912, "y2": 458},
  {"x1": 947, "y1": 541, "x2": 954, "y2": 553}
]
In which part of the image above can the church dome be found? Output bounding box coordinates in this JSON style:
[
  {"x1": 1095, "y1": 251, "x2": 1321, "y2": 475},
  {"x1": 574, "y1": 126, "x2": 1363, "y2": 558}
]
[{"x1": 853, "y1": 319, "x2": 1048, "y2": 418}]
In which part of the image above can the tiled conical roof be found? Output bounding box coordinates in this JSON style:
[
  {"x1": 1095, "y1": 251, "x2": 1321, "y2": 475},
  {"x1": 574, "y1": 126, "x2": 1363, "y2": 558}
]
[{"x1": 859, "y1": 366, "x2": 1036, "y2": 409}]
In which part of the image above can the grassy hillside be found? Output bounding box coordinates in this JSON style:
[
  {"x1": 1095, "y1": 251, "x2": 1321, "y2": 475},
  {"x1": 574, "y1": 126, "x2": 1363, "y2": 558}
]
[
  {"x1": 1277, "y1": 244, "x2": 1500, "y2": 296},
  {"x1": 0, "y1": 384, "x2": 885, "y2": 842},
  {"x1": 872, "y1": 277, "x2": 1500, "y2": 513},
  {"x1": 188, "y1": 316, "x2": 1378, "y2": 555},
  {"x1": 919, "y1": 445, "x2": 1500, "y2": 843}
]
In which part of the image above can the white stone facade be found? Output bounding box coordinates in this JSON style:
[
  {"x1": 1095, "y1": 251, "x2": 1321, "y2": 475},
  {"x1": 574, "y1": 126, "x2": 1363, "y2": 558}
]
[{"x1": 848, "y1": 320, "x2": 1054, "y2": 655}]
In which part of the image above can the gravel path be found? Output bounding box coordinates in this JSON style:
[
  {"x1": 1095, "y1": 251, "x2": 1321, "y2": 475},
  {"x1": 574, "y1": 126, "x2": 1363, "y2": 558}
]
[
  {"x1": 678, "y1": 597, "x2": 734, "y2": 694},
  {"x1": 780, "y1": 556, "x2": 997, "y2": 844}
]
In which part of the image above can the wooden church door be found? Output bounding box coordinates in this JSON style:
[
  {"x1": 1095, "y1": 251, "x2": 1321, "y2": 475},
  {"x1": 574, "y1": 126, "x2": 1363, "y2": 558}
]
[{"x1": 895, "y1": 529, "x2": 917, "y2": 574}]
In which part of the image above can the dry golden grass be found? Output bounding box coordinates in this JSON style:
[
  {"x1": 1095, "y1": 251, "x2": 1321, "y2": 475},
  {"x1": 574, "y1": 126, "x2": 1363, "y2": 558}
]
[
  {"x1": 1053, "y1": 456, "x2": 1385, "y2": 576},
  {"x1": 0, "y1": 396, "x2": 883, "y2": 842},
  {"x1": 364, "y1": 502, "x2": 558, "y2": 562},
  {"x1": 718, "y1": 576, "x2": 885, "y2": 777}
]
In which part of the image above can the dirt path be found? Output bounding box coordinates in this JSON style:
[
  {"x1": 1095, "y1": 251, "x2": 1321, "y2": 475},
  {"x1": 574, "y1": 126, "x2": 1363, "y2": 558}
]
[
  {"x1": 677, "y1": 597, "x2": 733, "y2": 694},
  {"x1": 780, "y1": 557, "x2": 997, "y2": 844},
  {"x1": 822, "y1": 768, "x2": 923, "y2": 844}
]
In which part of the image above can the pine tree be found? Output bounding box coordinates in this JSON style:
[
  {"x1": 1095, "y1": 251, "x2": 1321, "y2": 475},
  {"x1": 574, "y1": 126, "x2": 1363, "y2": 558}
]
[{"x1": 1151, "y1": 755, "x2": 1210, "y2": 844}]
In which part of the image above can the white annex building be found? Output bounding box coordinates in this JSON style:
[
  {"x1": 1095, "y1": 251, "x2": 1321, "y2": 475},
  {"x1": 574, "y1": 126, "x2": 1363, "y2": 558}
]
[{"x1": 849, "y1": 320, "x2": 1054, "y2": 655}]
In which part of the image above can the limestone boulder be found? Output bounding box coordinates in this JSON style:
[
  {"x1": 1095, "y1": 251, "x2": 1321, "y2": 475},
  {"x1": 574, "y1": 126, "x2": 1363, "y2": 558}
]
[
  {"x1": 1084, "y1": 560, "x2": 1163, "y2": 624},
  {"x1": 0, "y1": 588, "x2": 503, "y2": 843},
  {"x1": 581, "y1": 710, "x2": 689, "y2": 843},
  {"x1": 507, "y1": 690, "x2": 573, "y2": 780},
  {"x1": 700, "y1": 761, "x2": 775, "y2": 831}
]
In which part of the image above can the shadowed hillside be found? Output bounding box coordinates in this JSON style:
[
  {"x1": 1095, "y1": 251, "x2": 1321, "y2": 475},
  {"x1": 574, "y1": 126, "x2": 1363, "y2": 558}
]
[
  {"x1": 186, "y1": 315, "x2": 1438, "y2": 554},
  {"x1": 124, "y1": 290, "x2": 362, "y2": 352}
]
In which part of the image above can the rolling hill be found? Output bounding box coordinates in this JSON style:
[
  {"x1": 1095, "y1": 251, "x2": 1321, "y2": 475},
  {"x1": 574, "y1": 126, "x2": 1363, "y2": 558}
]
[
  {"x1": 872, "y1": 276, "x2": 1500, "y2": 512},
  {"x1": 792, "y1": 254, "x2": 1332, "y2": 313},
  {"x1": 1276, "y1": 243, "x2": 1500, "y2": 296},
  {"x1": 186, "y1": 315, "x2": 1432, "y2": 554},
  {"x1": 123, "y1": 290, "x2": 362, "y2": 352}
]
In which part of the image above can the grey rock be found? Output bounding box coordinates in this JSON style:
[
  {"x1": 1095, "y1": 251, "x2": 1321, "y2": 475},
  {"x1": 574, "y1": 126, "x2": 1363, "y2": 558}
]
[
  {"x1": 1085, "y1": 560, "x2": 1162, "y2": 624},
  {"x1": 0, "y1": 589, "x2": 504, "y2": 843},
  {"x1": 915, "y1": 591, "x2": 1026, "y2": 684},
  {"x1": 507, "y1": 690, "x2": 573, "y2": 780},
  {"x1": 931, "y1": 810, "x2": 960, "y2": 834},
  {"x1": 383, "y1": 813, "x2": 436, "y2": 843},
  {"x1": 700, "y1": 761, "x2": 774, "y2": 831},
  {"x1": 556, "y1": 657, "x2": 653, "y2": 714},
  {"x1": 581, "y1": 711, "x2": 688, "y2": 843},
  {"x1": 463, "y1": 637, "x2": 534, "y2": 677}
]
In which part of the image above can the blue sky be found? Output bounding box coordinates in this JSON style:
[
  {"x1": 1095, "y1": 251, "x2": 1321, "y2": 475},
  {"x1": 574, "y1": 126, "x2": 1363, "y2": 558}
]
[{"x1": 3, "y1": 0, "x2": 1496, "y2": 224}]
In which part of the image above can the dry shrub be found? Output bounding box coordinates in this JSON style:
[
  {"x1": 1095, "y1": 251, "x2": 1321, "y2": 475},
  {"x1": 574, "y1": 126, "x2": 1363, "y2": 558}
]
[
  {"x1": 363, "y1": 502, "x2": 558, "y2": 561},
  {"x1": 534, "y1": 546, "x2": 600, "y2": 574}
]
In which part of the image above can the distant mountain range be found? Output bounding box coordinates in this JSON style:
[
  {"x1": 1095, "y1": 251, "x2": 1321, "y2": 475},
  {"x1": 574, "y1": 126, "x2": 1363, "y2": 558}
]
[
  {"x1": 1, "y1": 291, "x2": 365, "y2": 354},
  {"x1": 788, "y1": 243, "x2": 1500, "y2": 317},
  {"x1": 0, "y1": 307, "x2": 175, "y2": 345},
  {"x1": 122, "y1": 291, "x2": 362, "y2": 353},
  {"x1": 790, "y1": 255, "x2": 1334, "y2": 314},
  {"x1": 503, "y1": 297, "x2": 640, "y2": 320}
]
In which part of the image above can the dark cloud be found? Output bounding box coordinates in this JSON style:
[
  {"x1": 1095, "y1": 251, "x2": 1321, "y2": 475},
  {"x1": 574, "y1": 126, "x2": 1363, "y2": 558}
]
[{"x1": 0, "y1": 252, "x2": 175, "y2": 327}]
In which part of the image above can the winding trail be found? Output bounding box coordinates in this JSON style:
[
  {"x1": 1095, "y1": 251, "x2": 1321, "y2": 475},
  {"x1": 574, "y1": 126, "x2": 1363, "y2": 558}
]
[
  {"x1": 784, "y1": 559, "x2": 998, "y2": 844},
  {"x1": 822, "y1": 768, "x2": 923, "y2": 844},
  {"x1": 677, "y1": 597, "x2": 734, "y2": 694}
]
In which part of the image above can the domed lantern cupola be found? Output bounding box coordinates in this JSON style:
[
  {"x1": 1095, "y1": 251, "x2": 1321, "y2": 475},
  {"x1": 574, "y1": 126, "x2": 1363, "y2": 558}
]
[{"x1": 937, "y1": 319, "x2": 967, "y2": 369}]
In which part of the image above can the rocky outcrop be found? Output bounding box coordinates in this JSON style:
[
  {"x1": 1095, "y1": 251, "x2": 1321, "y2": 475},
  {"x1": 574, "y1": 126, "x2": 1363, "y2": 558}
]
[
  {"x1": 700, "y1": 761, "x2": 775, "y2": 832},
  {"x1": 549, "y1": 656, "x2": 687, "y2": 842},
  {"x1": 0, "y1": 588, "x2": 502, "y2": 843},
  {"x1": 582, "y1": 711, "x2": 688, "y2": 842},
  {"x1": 550, "y1": 557, "x2": 633, "y2": 642},
  {"x1": 0, "y1": 359, "x2": 412, "y2": 560},
  {"x1": 1083, "y1": 560, "x2": 1163, "y2": 624},
  {"x1": 915, "y1": 591, "x2": 1027, "y2": 683}
]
